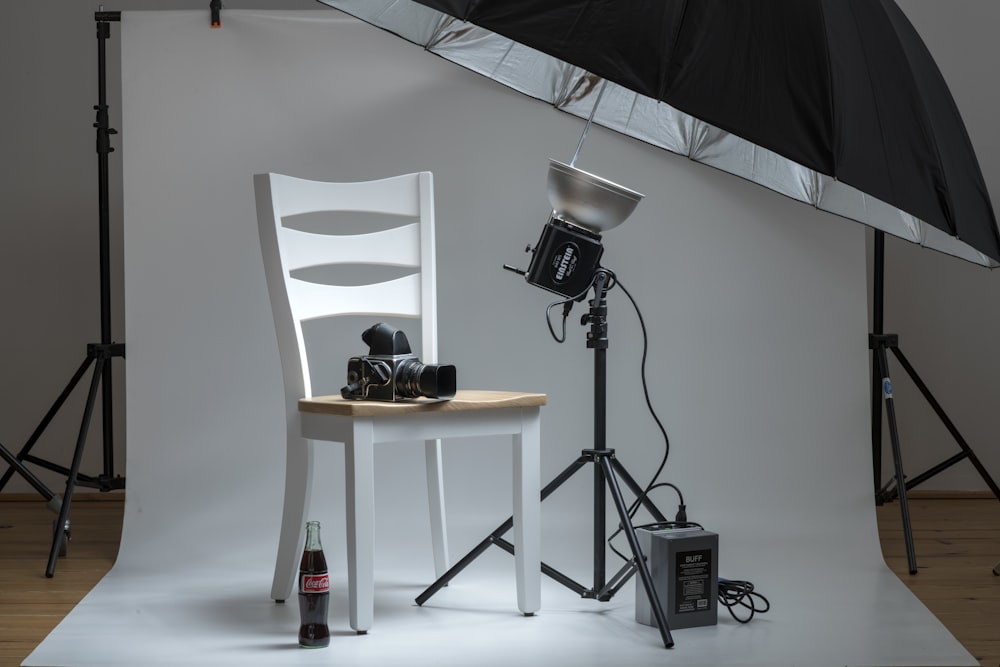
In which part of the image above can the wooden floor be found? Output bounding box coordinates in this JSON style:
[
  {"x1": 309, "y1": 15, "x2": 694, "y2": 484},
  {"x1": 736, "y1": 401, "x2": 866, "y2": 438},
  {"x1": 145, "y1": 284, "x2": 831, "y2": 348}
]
[
  {"x1": 876, "y1": 495, "x2": 1000, "y2": 667},
  {"x1": 0, "y1": 494, "x2": 998, "y2": 667}
]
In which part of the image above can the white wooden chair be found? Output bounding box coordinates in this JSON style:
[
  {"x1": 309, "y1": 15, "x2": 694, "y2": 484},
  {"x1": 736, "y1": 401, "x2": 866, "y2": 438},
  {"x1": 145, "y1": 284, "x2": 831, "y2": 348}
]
[{"x1": 254, "y1": 171, "x2": 544, "y2": 632}]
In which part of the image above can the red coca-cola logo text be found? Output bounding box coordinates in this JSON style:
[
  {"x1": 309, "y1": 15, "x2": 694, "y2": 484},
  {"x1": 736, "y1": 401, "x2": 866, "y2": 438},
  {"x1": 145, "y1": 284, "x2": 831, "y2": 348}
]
[{"x1": 301, "y1": 573, "x2": 330, "y2": 594}]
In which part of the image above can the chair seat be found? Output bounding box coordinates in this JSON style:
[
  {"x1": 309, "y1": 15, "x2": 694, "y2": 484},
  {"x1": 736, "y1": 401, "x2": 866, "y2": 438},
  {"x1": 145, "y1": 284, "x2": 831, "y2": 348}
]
[{"x1": 299, "y1": 390, "x2": 547, "y2": 416}]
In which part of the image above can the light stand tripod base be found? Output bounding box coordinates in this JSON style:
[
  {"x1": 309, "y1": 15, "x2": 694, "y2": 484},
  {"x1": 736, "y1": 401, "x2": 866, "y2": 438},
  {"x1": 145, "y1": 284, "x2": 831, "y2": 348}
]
[
  {"x1": 417, "y1": 270, "x2": 674, "y2": 648},
  {"x1": 45, "y1": 344, "x2": 122, "y2": 577},
  {"x1": 415, "y1": 448, "x2": 673, "y2": 648},
  {"x1": 869, "y1": 232, "x2": 1000, "y2": 576}
]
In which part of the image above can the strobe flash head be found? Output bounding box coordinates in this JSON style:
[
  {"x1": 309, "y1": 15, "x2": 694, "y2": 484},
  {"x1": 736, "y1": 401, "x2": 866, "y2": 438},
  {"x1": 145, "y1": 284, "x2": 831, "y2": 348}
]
[
  {"x1": 504, "y1": 160, "x2": 644, "y2": 299},
  {"x1": 523, "y1": 216, "x2": 605, "y2": 299}
]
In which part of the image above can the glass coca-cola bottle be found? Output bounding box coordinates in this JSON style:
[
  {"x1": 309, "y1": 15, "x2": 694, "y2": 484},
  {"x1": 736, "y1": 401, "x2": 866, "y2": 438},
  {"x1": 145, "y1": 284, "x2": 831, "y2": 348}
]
[{"x1": 298, "y1": 520, "x2": 330, "y2": 648}]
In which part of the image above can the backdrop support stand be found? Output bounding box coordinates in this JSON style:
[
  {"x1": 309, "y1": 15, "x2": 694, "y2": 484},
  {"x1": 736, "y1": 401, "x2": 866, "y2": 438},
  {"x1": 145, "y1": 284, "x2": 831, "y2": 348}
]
[
  {"x1": 0, "y1": 11, "x2": 125, "y2": 576},
  {"x1": 416, "y1": 270, "x2": 674, "y2": 649},
  {"x1": 870, "y1": 231, "x2": 1000, "y2": 574}
]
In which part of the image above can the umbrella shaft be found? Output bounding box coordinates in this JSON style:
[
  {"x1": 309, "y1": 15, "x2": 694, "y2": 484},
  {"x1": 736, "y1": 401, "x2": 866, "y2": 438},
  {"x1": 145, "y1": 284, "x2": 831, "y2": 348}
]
[{"x1": 570, "y1": 80, "x2": 608, "y2": 167}]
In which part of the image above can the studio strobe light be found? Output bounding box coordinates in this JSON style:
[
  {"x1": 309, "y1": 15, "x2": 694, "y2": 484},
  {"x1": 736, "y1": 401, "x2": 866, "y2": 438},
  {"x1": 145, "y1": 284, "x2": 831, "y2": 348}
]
[
  {"x1": 505, "y1": 159, "x2": 643, "y2": 299},
  {"x1": 426, "y1": 158, "x2": 687, "y2": 650}
]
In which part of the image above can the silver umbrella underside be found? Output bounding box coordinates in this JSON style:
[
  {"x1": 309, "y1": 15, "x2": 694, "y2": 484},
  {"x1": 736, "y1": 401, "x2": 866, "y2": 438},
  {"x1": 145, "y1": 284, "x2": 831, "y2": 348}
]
[{"x1": 317, "y1": 0, "x2": 998, "y2": 268}]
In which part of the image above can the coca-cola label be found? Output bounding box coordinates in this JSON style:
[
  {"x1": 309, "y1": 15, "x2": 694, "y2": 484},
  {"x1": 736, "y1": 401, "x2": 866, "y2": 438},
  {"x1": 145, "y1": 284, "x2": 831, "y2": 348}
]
[{"x1": 300, "y1": 573, "x2": 330, "y2": 594}]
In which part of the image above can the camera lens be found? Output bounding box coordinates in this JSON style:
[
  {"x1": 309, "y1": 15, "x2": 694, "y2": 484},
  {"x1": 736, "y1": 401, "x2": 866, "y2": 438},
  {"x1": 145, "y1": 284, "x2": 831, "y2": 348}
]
[{"x1": 396, "y1": 360, "x2": 456, "y2": 399}]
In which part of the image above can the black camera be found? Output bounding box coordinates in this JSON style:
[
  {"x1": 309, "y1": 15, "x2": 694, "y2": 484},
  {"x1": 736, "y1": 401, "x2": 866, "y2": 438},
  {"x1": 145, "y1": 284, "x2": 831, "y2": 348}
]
[{"x1": 340, "y1": 323, "x2": 457, "y2": 401}]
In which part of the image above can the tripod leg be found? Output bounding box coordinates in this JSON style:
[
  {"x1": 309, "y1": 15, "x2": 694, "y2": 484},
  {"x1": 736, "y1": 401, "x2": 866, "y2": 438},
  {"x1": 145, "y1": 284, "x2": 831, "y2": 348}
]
[
  {"x1": 415, "y1": 523, "x2": 508, "y2": 606},
  {"x1": 416, "y1": 455, "x2": 591, "y2": 605},
  {"x1": 890, "y1": 347, "x2": 1000, "y2": 500},
  {"x1": 592, "y1": 454, "x2": 606, "y2": 592},
  {"x1": 0, "y1": 356, "x2": 94, "y2": 493},
  {"x1": 46, "y1": 360, "x2": 105, "y2": 577},
  {"x1": 610, "y1": 457, "x2": 667, "y2": 523},
  {"x1": 876, "y1": 348, "x2": 918, "y2": 575},
  {"x1": 0, "y1": 441, "x2": 57, "y2": 504},
  {"x1": 871, "y1": 350, "x2": 885, "y2": 501},
  {"x1": 598, "y1": 455, "x2": 673, "y2": 648}
]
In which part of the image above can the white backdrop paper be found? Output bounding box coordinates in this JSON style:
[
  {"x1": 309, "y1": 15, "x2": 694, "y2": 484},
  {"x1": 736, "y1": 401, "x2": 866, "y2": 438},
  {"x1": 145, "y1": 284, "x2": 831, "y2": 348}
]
[{"x1": 26, "y1": 10, "x2": 974, "y2": 667}]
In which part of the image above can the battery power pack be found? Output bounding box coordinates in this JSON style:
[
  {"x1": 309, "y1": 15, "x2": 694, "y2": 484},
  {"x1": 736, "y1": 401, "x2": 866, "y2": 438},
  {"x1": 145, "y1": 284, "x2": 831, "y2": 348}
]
[{"x1": 635, "y1": 526, "x2": 718, "y2": 630}]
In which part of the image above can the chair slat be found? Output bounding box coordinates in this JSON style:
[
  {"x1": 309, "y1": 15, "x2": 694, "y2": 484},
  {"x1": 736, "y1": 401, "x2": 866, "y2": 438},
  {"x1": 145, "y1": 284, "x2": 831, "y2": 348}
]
[
  {"x1": 279, "y1": 223, "x2": 420, "y2": 270},
  {"x1": 288, "y1": 274, "x2": 422, "y2": 322},
  {"x1": 272, "y1": 173, "x2": 420, "y2": 218}
]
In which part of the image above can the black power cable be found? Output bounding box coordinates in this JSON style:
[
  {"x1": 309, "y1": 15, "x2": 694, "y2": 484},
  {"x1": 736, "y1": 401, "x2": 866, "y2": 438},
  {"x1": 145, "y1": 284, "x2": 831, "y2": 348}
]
[{"x1": 718, "y1": 578, "x2": 771, "y2": 623}]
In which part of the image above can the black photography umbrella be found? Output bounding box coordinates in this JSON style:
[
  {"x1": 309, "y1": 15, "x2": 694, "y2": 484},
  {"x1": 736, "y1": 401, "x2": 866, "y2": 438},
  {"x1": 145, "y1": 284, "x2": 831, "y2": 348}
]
[
  {"x1": 318, "y1": 0, "x2": 1000, "y2": 266},
  {"x1": 316, "y1": 0, "x2": 1000, "y2": 630}
]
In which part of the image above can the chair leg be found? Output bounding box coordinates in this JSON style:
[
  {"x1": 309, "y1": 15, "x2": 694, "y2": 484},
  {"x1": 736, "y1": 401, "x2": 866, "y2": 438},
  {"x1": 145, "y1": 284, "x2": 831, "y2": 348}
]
[
  {"x1": 271, "y1": 433, "x2": 314, "y2": 602},
  {"x1": 346, "y1": 421, "x2": 376, "y2": 633},
  {"x1": 513, "y1": 408, "x2": 541, "y2": 615},
  {"x1": 425, "y1": 438, "x2": 450, "y2": 578}
]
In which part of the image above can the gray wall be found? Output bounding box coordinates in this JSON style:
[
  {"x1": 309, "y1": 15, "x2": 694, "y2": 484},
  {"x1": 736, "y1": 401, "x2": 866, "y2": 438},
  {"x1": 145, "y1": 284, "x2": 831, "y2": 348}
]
[{"x1": 1, "y1": 0, "x2": 998, "y2": 497}]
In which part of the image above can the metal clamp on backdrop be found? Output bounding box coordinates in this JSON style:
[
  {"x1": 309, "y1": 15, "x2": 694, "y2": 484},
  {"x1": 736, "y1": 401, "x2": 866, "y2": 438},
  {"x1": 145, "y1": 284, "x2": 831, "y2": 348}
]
[{"x1": 210, "y1": 0, "x2": 222, "y2": 28}]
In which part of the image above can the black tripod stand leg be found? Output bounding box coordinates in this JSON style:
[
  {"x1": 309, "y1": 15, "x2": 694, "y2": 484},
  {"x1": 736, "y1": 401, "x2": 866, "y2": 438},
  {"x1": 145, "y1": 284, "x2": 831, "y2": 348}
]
[
  {"x1": 610, "y1": 457, "x2": 667, "y2": 523},
  {"x1": 890, "y1": 347, "x2": 1000, "y2": 500},
  {"x1": 598, "y1": 455, "x2": 673, "y2": 648},
  {"x1": 415, "y1": 523, "x2": 508, "y2": 606},
  {"x1": 416, "y1": 455, "x2": 591, "y2": 605},
  {"x1": 875, "y1": 348, "x2": 918, "y2": 575},
  {"x1": 871, "y1": 357, "x2": 885, "y2": 501},
  {"x1": 0, "y1": 356, "x2": 94, "y2": 493},
  {"x1": 46, "y1": 361, "x2": 105, "y2": 578},
  {"x1": 0, "y1": 442, "x2": 57, "y2": 505}
]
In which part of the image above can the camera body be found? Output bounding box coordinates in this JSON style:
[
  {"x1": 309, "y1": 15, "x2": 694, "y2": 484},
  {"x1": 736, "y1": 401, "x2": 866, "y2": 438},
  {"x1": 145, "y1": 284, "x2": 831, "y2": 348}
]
[{"x1": 341, "y1": 323, "x2": 456, "y2": 402}]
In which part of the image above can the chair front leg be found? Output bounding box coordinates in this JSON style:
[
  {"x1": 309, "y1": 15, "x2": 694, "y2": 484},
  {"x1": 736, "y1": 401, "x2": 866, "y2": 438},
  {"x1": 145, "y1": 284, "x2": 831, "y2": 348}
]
[
  {"x1": 513, "y1": 407, "x2": 542, "y2": 615},
  {"x1": 345, "y1": 419, "x2": 376, "y2": 633},
  {"x1": 425, "y1": 438, "x2": 450, "y2": 578}
]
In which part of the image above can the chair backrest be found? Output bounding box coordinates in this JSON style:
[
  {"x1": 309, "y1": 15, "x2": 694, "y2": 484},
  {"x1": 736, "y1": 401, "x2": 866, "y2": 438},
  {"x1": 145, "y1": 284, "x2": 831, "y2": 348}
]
[{"x1": 254, "y1": 171, "x2": 438, "y2": 400}]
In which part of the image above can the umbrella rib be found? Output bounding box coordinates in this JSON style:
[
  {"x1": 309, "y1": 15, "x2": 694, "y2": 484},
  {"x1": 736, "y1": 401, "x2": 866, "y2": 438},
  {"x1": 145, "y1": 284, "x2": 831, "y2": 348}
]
[
  {"x1": 489, "y1": 39, "x2": 517, "y2": 81},
  {"x1": 659, "y1": 0, "x2": 692, "y2": 99},
  {"x1": 815, "y1": 1, "x2": 837, "y2": 179},
  {"x1": 882, "y1": 12, "x2": 958, "y2": 237},
  {"x1": 371, "y1": 0, "x2": 401, "y2": 23},
  {"x1": 839, "y1": 3, "x2": 909, "y2": 228}
]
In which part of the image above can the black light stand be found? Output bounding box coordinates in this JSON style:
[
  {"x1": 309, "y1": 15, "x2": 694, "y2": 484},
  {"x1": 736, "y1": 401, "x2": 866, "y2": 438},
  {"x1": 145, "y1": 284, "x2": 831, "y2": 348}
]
[
  {"x1": 416, "y1": 270, "x2": 675, "y2": 649},
  {"x1": 0, "y1": 11, "x2": 125, "y2": 577},
  {"x1": 870, "y1": 230, "x2": 1000, "y2": 574}
]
